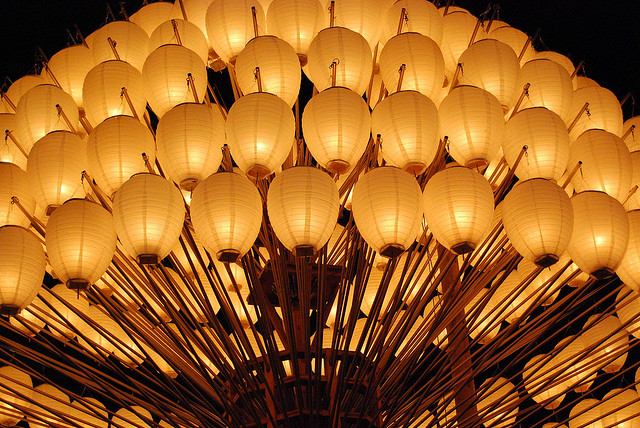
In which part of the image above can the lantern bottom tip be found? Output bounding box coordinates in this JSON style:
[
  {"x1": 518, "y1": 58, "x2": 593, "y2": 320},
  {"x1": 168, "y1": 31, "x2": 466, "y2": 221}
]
[
  {"x1": 0, "y1": 304, "x2": 19, "y2": 316},
  {"x1": 534, "y1": 254, "x2": 559, "y2": 268},
  {"x1": 380, "y1": 244, "x2": 405, "y2": 259},
  {"x1": 451, "y1": 241, "x2": 476, "y2": 255},
  {"x1": 217, "y1": 249, "x2": 240, "y2": 263},
  {"x1": 137, "y1": 254, "x2": 160, "y2": 265},
  {"x1": 591, "y1": 267, "x2": 614, "y2": 280},
  {"x1": 67, "y1": 278, "x2": 90, "y2": 290}
]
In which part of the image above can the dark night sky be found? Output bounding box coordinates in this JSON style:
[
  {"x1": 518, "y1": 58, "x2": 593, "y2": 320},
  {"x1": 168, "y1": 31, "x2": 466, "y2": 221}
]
[{"x1": 0, "y1": 0, "x2": 639, "y2": 117}]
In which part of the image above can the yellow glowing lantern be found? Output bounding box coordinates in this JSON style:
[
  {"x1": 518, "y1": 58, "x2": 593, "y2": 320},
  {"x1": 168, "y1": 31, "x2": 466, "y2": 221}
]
[
  {"x1": 78, "y1": 305, "x2": 120, "y2": 355},
  {"x1": 130, "y1": 1, "x2": 181, "y2": 37},
  {"x1": 441, "y1": 11, "x2": 484, "y2": 84},
  {"x1": 68, "y1": 398, "x2": 108, "y2": 428},
  {"x1": 622, "y1": 115, "x2": 640, "y2": 153},
  {"x1": 535, "y1": 50, "x2": 575, "y2": 81},
  {"x1": 113, "y1": 173, "x2": 185, "y2": 264},
  {"x1": 616, "y1": 211, "x2": 640, "y2": 292},
  {"x1": 616, "y1": 286, "x2": 640, "y2": 339},
  {"x1": 150, "y1": 19, "x2": 210, "y2": 64},
  {"x1": 601, "y1": 389, "x2": 640, "y2": 427},
  {"x1": 489, "y1": 25, "x2": 536, "y2": 65},
  {"x1": 172, "y1": 0, "x2": 215, "y2": 39},
  {"x1": 9, "y1": 305, "x2": 46, "y2": 337},
  {"x1": 477, "y1": 377, "x2": 519, "y2": 428},
  {"x1": 583, "y1": 314, "x2": 629, "y2": 373},
  {"x1": 89, "y1": 21, "x2": 150, "y2": 71},
  {"x1": 112, "y1": 406, "x2": 153, "y2": 428},
  {"x1": 303, "y1": 87, "x2": 371, "y2": 174},
  {"x1": 467, "y1": 288, "x2": 501, "y2": 343},
  {"x1": 0, "y1": 162, "x2": 34, "y2": 228},
  {"x1": 45, "y1": 283, "x2": 90, "y2": 339},
  {"x1": 569, "y1": 86, "x2": 624, "y2": 141},
  {"x1": 156, "y1": 103, "x2": 225, "y2": 190},
  {"x1": 575, "y1": 76, "x2": 600, "y2": 90},
  {"x1": 522, "y1": 354, "x2": 566, "y2": 410},
  {"x1": 518, "y1": 59, "x2": 574, "y2": 124},
  {"x1": 87, "y1": 115, "x2": 156, "y2": 196},
  {"x1": 0, "y1": 366, "x2": 33, "y2": 427},
  {"x1": 383, "y1": 0, "x2": 443, "y2": 45},
  {"x1": 323, "y1": 0, "x2": 383, "y2": 51},
  {"x1": 0, "y1": 75, "x2": 45, "y2": 113},
  {"x1": 267, "y1": 0, "x2": 324, "y2": 62},
  {"x1": 351, "y1": 166, "x2": 423, "y2": 258},
  {"x1": 28, "y1": 384, "x2": 72, "y2": 428},
  {"x1": 568, "y1": 399, "x2": 603, "y2": 428},
  {"x1": 190, "y1": 171, "x2": 262, "y2": 262},
  {"x1": 423, "y1": 166, "x2": 494, "y2": 254},
  {"x1": 46, "y1": 45, "x2": 95, "y2": 107},
  {"x1": 555, "y1": 335, "x2": 597, "y2": 393}
]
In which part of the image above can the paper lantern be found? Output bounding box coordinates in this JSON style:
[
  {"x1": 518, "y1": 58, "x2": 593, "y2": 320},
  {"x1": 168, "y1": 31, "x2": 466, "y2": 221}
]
[
  {"x1": 143, "y1": 44, "x2": 207, "y2": 118},
  {"x1": 77, "y1": 305, "x2": 121, "y2": 355},
  {"x1": 225, "y1": 92, "x2": 294, "y2": 178},
  {"x1": 0, "y1": 366, "x2": 33, "y2": 427},
  {"x1": 172, "y1": 0, "x2": 214, "y2": 38},
  {"x1": 82, "y1": 60, "x2": 147, "y2": 126},
  {"x1": 616, "y1": 211, "x2": 640, "y2": 292},
  {"x1": 0, "y1": 114, "x2": 27, "y2": 170},
  {"x1": 235, "y1": 36, "x2": 301, "y2": 107},
  {"x1": 569, "y1": 86, "x2": 624, "y2": 141},
  {"x1": 14, "y1": 84, "x2": 79, "y2": 153},
  {"x1": 518, "y1": 59, "x2": 574, "y2": 124},
  {"x1": 46, "y1": 199, "x2": 117, "y2": 290},
  {"x1": 266, "y1": 0, "x2": 324, "y2": 61},
  {"x1": 536, "y1": 50, "x2": 575, "y2": 80},
  {"x1": 68, "y1": 398, "x2": 108, "y2": 428},
  {"x1": 190, "y1": 171, "x2": 262, "y2": 262},
  {"x1": 303, "y1": 87, "x2": 371, "y2": 174},
  {"x1": 379, "y1": 32, "x2": 445, "y2": 101},
  {"x1": 622, "y1": 115, "x2": 640, "y2": 153},
  {"x1": 351, "y1": 167, "x2": 423, "y2": 257},
  {"x1": 322, "y1": 0, "x2": 383, "y2": 50},
  {"x1": 150, "y1": 19, "x2": 209, "y2": 64},
  {"x1": 45, "y1": 283, "x2": 90, "y2": 339},
  {"x1": 616, "y1": 286, "x2": 640, "y2": 339},
  {"x1": 372, "y1": 90, "x2": 439, "y2": 174},
  {"x1": 87, "y1": 115, "x2": 156, "y2": 196},
  {"x1": 306, "y1": 27, "x2": 372, "y2": 95},
  {"x1": 130, "y1": 1, "x2": 181, "y2": 37},
  {"x1": 601, "y1": 389, "x2": 640, "y2": 428},
  {"x1": 569, "y1": 399, "x2": 603, "y2": 428},
  {"x1": 113, "y1": 173, "x2": 185, "y2": 263},
  {"x1": 28, "y1": 384, "x2": 72, "y2": 428},
  {"x1": 206, "y1": 0, "x2": 265, "y2": 64},
  {"x1": 583, "y1": 314, "x2": 629, "y2": 373},
  {"x1": 477, "y1": 377, "x2": 519, "y2": 428},
  {"x1": 156, "y1": 103, "x2": 225, "y2": 190},
  {"x1": 27, "y1": 131, "x2": 87, "y2": 213},
  {"x1": 0, "y1": 75, "x2": 45, "y2": 113},
  {"x1": 439, "y1": 85, "x2": 504, "y2": 168},
  {"x1": 423, "y1": 166, "x2": 494, "y2": 254},
  {"x1": 383, "y1": 0, "x2": 443, "y2": 45},
  {"x1": 46, "y1": 45, "x2": 95, "y2": 107},
  {"x1": 458, "y1": 39, "x2": 520, "y2": 111},
  {"x1": 0, "y1": 162, "x2": 34, "y2": 228},
  {"x1": 441, "y1": 11, "x2": 484, "y2": 83},
  {"x1": 554, "y1": 335, "x2": 597, "y2": 393},
  {"x1": 113, "y1": 406, "x2": 153, "y2": 428},
  {"x1": 568, "y1": 129, "x2": 632, "y2": 202},
  {"x1": 467, "y1": 288, "x2": 501, "y2": 343},
  {"x1": 267, "y1": 166, "x2": 339, "y2": 254},
  {"x1": 489, "y1": 25, "x2": 536, "y2": 65},
  {"x1": 522, "y1": 354, "x2": 566, "y2": 410},
  {"x1": 89, "y1": 21, "x2": 150, "y2": 71}
]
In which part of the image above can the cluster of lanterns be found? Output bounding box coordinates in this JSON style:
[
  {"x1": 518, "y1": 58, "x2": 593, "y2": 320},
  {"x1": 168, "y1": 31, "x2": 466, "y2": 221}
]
[{"x1": 0, "y1": 0, "x2": 639, "y2": 426}]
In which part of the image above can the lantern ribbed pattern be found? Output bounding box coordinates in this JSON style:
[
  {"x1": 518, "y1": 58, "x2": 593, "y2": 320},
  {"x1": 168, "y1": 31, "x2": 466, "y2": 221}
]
[
  {"x1": 235, "y1": 36, "x2": 301, "y2": 107},
  {"x1": 583, "y1": 314, "x2": 629, "y2": 373},
  {"x1": 302, "y1": 87, "x2": 371, "y2": 174},
  {"x1": 45, "y1": 199, "x2": 117, "y2": 289},
  {"x1": 323, "y1": 0, "x2": 383, "y2": 50},
  {"x1": 27, "y1": 131, "x2": 87, "y2": 211},
  {"x1": 441, "y1": 11, "x2": 483, "y2": 80},
  {"x1": 266, "y1": 0, "x2": 324, "y2": 60},
  {"x1": 623, "y1": 115, "x2": 640, "y2": 152},
  {"x1": 68, "y1": 398, "x2": 108, "y2": 428},
  {"x1": 156, "y1": 103, "x2": 225, "y2": 189},
  {"x1": 439, "y1": 85, "x2": 504, "y2": 168},
  {"x1": 0, "y1": 114, "x2": 26, "y2": 170},
  {"x1": 0, "y1": 366, "x2": 33, "y2": 427},
  {"x1": 536, "y1": 50, "x2": 575, "y2": 79},
  {"x1": 575, "y1": 76, "x2": 600, "y2": 90},
  {"x1": 616, "y1": 211, "x2": 640, "y2": 292},
  {"x1": 113, "y1": 173, "x2": 185, "y2": 263},
  {"x1": 46, "y1": 45, "x2": 95, "y2": 107},
  {"x1": 225, "y1": 92, "x2": 294, "y2": 178},
  {"x1": 518, "y1": 59, "x2": 574, "y2": 124},
  {"x1": 89, "y1": 21, "x2": 150, "y2": 71},
  {"x1": 568, "y1": 129, "x2": 632, "y2": 202},
  {"x1": 554, "y1": 335, "x2": 597, "y2": 393},
  {"x1": 351, "y1": 167, "x2": 423, "y2": 257},
  {"x1": 130, "y1": 1, "x2": 181, "y2": 37},
  {"x1": 205, "y1": 0, "x2": 265, "y2": 64},
  {"x1": 87, "y1": 115, "x2": 156, "y2": 196},
  {"x1": 174, "y1": 0, "x2": 214, "y2": 39},
  {"x1": 0, "y1": 162, "x2": 35, "y2": 228},
  {"x1": 502, "y1": 179, "x2": 573, "y2": 267},
  {"x1": 82, "y1": 60, "x2": 147, "y2": 126},
  {"x1": 113, "y1": 406, "x2": 153, "y2": 428},
  {"x1": 477, "y1": 377, "x2": 519, "y2": 428},
  {"x1": 0, "y1": 226, "x2": 45, "y2": 314},
  {"x1": 423, "y1": 166, "x2": 494, "y2": 254},
  {"x1": 190, "y1": 171, "x2": 262, "y2": 262},
  {"x1": 567, "y1": 191, "x2": 629, "y2": 278},
  {"x1": 569, "y1": 86, "x2": 624, "y2": 141},
  {"x1": 28, "y1": 384, "x2": 71, "y2": 428},
  {"x1": 150, "y1": 19, "x2": 209, "y2": 64},
  {"x1": 489, "y1": 26, "x2": 536, "y2": 65},
  {"x1": 371, "y1": 90, "x2": 439, "y2": 175},
  {"x1": 78, "y1": 305, "x2": 120, "y2": 355},
  {"x1": 307, "y1": 27, "x2": 372, "y2": 95},
  {"x1": 14, "y1": 84, "x2": 79, "y2": 153},
  {"x1": 503, "y1": 107, "x2": 570, "y2": 181},
  {"x1": 143, "y1": 44, "x2": 207, "y2": 118},
  {"x1": 383, "y1": 0, "x2": 443, "y2": 45},
  {"x1": 569, "y1": 399, "x2": 603, "y2": 428},
  {"x1": 458, "y1": 39, "x2": 521, "y2": 111},
  {"x1": 616, "y1": 286, "x2": 640, "y2": 339},
  {"x1": 601, "y1": 389, "x2": 640, "y2": 427},
  {"x1": 522, "y1": 354, "x2": 565, "y2": 410},
  {"x1": 0, "y1": 75, "x2": 45, "y2": 114},
  {"x1": 267, "y1": 166, "x2": 339, "y2": 253},
  {"x1": 379, "y1": 33, "x2": 445, "y2": 100}
]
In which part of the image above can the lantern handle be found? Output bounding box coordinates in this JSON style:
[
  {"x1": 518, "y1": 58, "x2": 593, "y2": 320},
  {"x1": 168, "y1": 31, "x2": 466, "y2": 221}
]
[
  {"x1": 396, "y1": 8, "x2": 408, "y2": 36},
  {"x1": 4, "y1": 130, "x2": 28, "y2": 159},
  {"x1": 171, "y1": 19, "x2": 183, "y2": 46},
  {"x1": 622, "y1": 124, "x2": 635, "y2": 141},
  {"x1": 10, "y1": 196, "x2": 46, "y2": 237},
  {"x1": 251, "y1": 6, "x2": 259, "y2": 38},
  {"x1": 509, "y1": 83, "x2": 531, "y2": 119},
  {"x1": 55, "y1": 104, "x2": 77, "y2": 134},
  {"x1": 567, "y1": 102, "x2": 589, "y2": 133},
  {"x1": 187, "y1": 73, "x2": 200, "y2": 103},
  {"x1": 329, "y1": 1, "x2": 336, "y2": 28},
  {"x1": 0, "y1": 91, "x2": 16, "y2": 112},
  {"x1": 177, "y1": 0, "x2": 188, "y2": 21},
  {"x1": 329, "y1": 59, "x2": 340, "y2": 88},
  {"x1": 81, "y1": 171, "x2": 112, "y2": 212},
  {"x1": 561, "y1": 161, "x2": 582, "y2": 190},
  {"x1": 107, "y1": 37, "x2": 121, "y2": 60},
  {"x1": 623, "y1": 185, "x2": 639, "y2": 206},
  {"x1": 120, "y1": 86, "x2": 140, "y2": 120},
  {"x1": 396, "y1": 64, "x2": 406, "y2": 93},
  {"x1": 254, "y1": 67, "x2": 263, "y2": 92}
]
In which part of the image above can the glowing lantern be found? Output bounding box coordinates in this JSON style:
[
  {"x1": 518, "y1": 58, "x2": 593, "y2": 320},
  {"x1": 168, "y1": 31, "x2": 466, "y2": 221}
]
[
  {"x1": 0, "y1": 114, "x2": 26, "y2": 170},
  {"x1": 235, "y1": 36, "x2": 301, "y2": 107},
  {"x1": 458, "y1": 39, "x2": 521, "y2": 111},
  {"x1": 78, "y1": 305, "x2": 120, "y2": 355},
  {"x1": 303, "y1": 87, "x2": 371, "y2": 174},
  {"x1": 383, "y1": 0, "x2": 443, "y2": 45},
  {"x1": 569, "y1": 399, "x2": 603, "y2": 428},
  {"x1": 130, "y1": 1, "x2": 181, "y2": 37},
  {"x1": 522, "y1": 354, "x2": 566, "y2": 410},
  {"x1": 28, "y1": 384, "x2": 72, "y2": 428},
  {"x1": 206, "y1": 0, "x2": 265, "y2": 64},
  {"x1": 156, "y1": 103, "x2": 225, "y2": 190},
  {"x1": 46, "y1": 199, "x2": 117, "y2": 290},
  {"x1": 9, "y1": 305, "x2": 46, "y2": 337},
  {"x1": 372, "y1": 90, "x2": 439, "y2": 174},
  {"x1": 0, "y1": 366, "x2": 33, "y2": 427},
  {"x1": 489, "y1": 25, "x2": 536, "y2": 64},
  {"x1": 568, "y1": 129, "x2": 632, "y2": 202},
  {"x1": 423, "y1": 166, "x2": 494, "y2": 254},
  {"x1": 616, "y1": 211, "x2": 640, "y2": 292},
  {"x1": 82, "y1": 60, "x2": 146, "y2": 126},
  {"x1": 150, "y1": 19, "x2": 209, "y2": 64},
  {"x1": 225, "y1": 92, "x2": 294, "y2": 178},
  {"x1": 477, "y1": 377, "x2": 519, "y2": 428},
  {"x1": 0, "y1": 162, "x2": 34, "y2": 228},
  {"x1": 467, "y1": 288, "x2": 501, "y2": 343},
  {"x1": 266, "y1": 0, "x2": 324, "y2": 62},
  {"x1": 0, "y1": 75, "x2": 45, "y2": 113},
  {"x1": 351, "y1": 167, "x2": 423, "y2": 258},
  {"x1": 582, "y1": 314, "x2": 629, "y2": 373},
  {"x1": 68, "y1": 398, "x2": 108, "y2": 428},
  {"x1": 616, "y1": 286, "x2": 640, "y2": 339},
  {"x1": 439, "y1": 85, "x2": 504, "y2": 168},
  {"x1": 622, "y1": 116, "x2": 640, "y2": 152},
  {"x1": 569, "y1": 86, "x2": 624, "y2": 141},
  {"x1": 307, "y1": 27, "x2": 372, "y2": 95},
  {"x1": 536, "y1": 50, "x2": 575, "y2": 80},
  {"x1": 172, "y1": 0, "x2": 214, "y2": 38},
  {"x1": 89, "y1": 21, "x2": 150, "y2": 71},
  {"x1": 322, "y1": 0, "x2": 383, "y2": 50},
  {"x1": 379, "y1": 33, "x2": 445, "y2": 100},
  {"x1": 143, "y1": 44, "x2": 207, "y2": 118},
  {"x1": 46, "y1": 45, "x2": 95, "y2": 107},
  {"x1": 14, "y1": 84, "x2": 78, "y2": 153},
  {"x1": 518, "y1": 59, "x2": 574, "y2": 124},
  {"x1": 87, "y1": 115, "x2": 156, "y2": 196},
  {"x1": 45, "y1": 283, "x2": 90, "y2": 339},
  {"x1": 113, "y1": 173, "x2": 185, "y2": 264},
  {"x1": 555, "y1": 335, "x2": 597, "y2": 393},
  {"x1": 27, "y1": 131, "x2": 86, "y2": 213},
  {"x1": 190, "y1": 171, "x2": 262, "y2": 262},
  {"x1": 441, "y1": 12, "x2": 483, "y2": 81},
  {"x1": 113, "y1": 406, "x2": 153, "y2": 428},
  {"x1": 601, "y1": 389, "x2": 640, "y2": 428}
]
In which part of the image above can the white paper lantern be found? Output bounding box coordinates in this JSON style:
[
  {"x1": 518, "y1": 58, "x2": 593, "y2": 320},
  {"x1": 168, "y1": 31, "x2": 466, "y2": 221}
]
[
  {"x1": 583, "y1": 314, "x2": 629, "y2": 373},
  {"x1": 266, "y1": 0, "x2": 324, "y2": 61},
  {"x1": 0, "y1": 162, "x2": 34, "y2": 228},
  {"x1": 130, "y1": 1, "x2": 182, "y2": 37},
  {"x1": 78, "y1": 305, "x2": 121, "y2": 355},
  {"x1": 44, "y1": 283, "x2": 90, "y2": 339},
  {"x1": 553, "y1": 335, "x2": 597, "y2": 393},
  {"x1": 0, "y1": 75, "x2": 45, "y2": 113},
  {"x1": 423, "y1": 166, "x2": 494, "y2": 254},
  {"x1": 89, "y1": 21, "x2": 150, "y2": 71},
  {"x1": 601, "y1": 389, "x2": 640, "y2": 428},
  {"x1": 113, "y1": 173, "x2": 185, "y2": 263},
  {"x1": 27, "y1": 384, "x2": 72, "y2": 428},
  {"x1": 477, "y1": 377, "x2": 519, "y2": 428},
  {"x1": 489, "y1": 25, "x2": 536, "y2": 65},
  {"x1": 68, "y1": 398, "x2": 108, "y2": 428},
  {"x1": 303, "y1": 87, "x2": 371, "y2": 174},
  {"x1": 150, "y1": 19, "x2": 209, "y2": 64},
  {"x1": 383, "y1": 0, "x2": 443, "y2": 45},
  {"x1": 440, "y1": 11, "x2": 484, "y2": 81},
  {"x1": 46, "y1": 45, "x2": 96, "y2": 107},
  {"x1": 322, "y1": 0, "x2": 383, "y2": 51},
  {"x1": 0, "y1": 366, "x2": 33, "y2": 427},
  {"x1": 517, "y1": 59, "x2": 573, "y2": 125},
  {"x1": 536, "y1": 50, "x2": 575, "y2": 80},
  {"x1": 616, "y1": 211, "x2": 640, "y2": 292},
  {"x1": 522, "y1": 354, "x2": 566, "y2": 410},
  {"x1": 172, "y1": 0, "x2": 215, "y2": 39},
  {"x1": 0, "y1": 114, "x2": 27, "y2": 170},
  {"x1": 112, "y1": 406, "x2": 153, "y2": 428},
  {"x1": 351, "y1": 166, "x2": 423, "y2": 257},
  {"x1": 569, "y1": 86, "x2": 623, "y2": 141},
  {"x1": 568, "y1": 399, "x2": 603, "y2": 428},
  {"x1": 616, "y1": 286, "x2": 640, "y2": 339}
]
